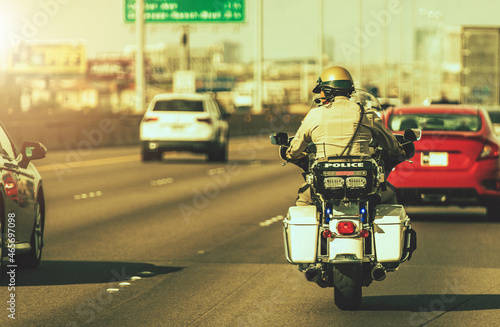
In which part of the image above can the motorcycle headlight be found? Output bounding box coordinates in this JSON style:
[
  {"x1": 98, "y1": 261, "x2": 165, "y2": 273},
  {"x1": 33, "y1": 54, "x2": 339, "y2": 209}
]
[
  {"x1": 346, "y1": 177, "x2": 367, "y2": 189},
  {"x1": 324, "y1": 177, "x2": 344, "y2": 189}
]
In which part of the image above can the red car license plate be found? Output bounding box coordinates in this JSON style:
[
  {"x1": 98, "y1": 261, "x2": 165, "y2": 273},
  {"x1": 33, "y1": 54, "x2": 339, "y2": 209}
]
[{"x1": 421, "y1": 152, "x2": 448, "y2": 167}]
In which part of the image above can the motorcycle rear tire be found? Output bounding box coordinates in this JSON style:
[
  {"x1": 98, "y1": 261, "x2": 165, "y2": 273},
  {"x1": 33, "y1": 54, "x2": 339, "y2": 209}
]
[{"x1": 333, "y1": 263, "x2": 362, "y2": 310}]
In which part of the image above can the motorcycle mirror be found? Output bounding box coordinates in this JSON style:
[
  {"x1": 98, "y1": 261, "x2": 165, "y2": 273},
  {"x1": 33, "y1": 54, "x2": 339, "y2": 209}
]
[
  {"x1": 270, "y1": 132, "x2": 289, "y2": 145},
  {"x1": 403, "y1": 129, "x2": 422, "y2": 142}
]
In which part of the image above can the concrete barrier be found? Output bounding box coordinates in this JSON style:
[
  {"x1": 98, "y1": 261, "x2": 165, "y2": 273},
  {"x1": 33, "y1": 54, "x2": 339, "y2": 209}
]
[{"x1": 1, "y1": 112, "x2": 304, "y2": 152}]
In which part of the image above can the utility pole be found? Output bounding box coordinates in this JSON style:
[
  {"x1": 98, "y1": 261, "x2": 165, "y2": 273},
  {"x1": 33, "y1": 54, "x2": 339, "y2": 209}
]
[
  {"x1": 254, "y1": 0, "x2": 263, "y2": 114},
  {"x1": 317, "y1": 0, "x2": 324, "y2": 77},
  {"x1": 358, "y1": 0, "x2": 362, "y2": 85},
  {"x1": 135, "y1": 0, "x2": 146, "y2": 113}
]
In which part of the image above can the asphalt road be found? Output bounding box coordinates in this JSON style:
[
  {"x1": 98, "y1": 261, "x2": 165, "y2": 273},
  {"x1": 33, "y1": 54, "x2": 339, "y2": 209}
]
[{"x1": 1, "y1": 135, "x2": 500, "y2": 327}]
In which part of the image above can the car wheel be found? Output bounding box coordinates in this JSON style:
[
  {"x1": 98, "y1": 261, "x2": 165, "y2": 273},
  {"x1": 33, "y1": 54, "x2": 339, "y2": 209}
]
[
  {"x1": 17, "y1": 201, "x2": 43, "y2": 269},
  {"x1": 142, "y1": 149, "x2": 162, "y2": 162},
  {"x1": 142, "y1": 152, "x2": 154, "y2": 162},
  {"x1": 207, "y1": 142, "x2": 228, "y2": 162},
  {"x1": 486, "y1": 202, "x2": 500, "y2": 220}
]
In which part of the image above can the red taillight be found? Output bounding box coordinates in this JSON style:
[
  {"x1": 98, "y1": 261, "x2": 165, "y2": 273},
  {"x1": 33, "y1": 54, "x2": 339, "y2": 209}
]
[
  {"x1": 478, "y1": 141, "x2": 500, "y2": 160},
  {"x1": 197, "y1": 117, "x2": 213, "y2": 124},
  {"x1": 4, "y1": 182, "x2": 15, "y2": 190},
  {"x1": 359, "y1": 229, "x2": 370, "y2": 238},
  {"x1": 337, "y1": 221, "x2": 356, "y2": 235},
  {"x1": 144, "y1": 117, "x2": 159, "y2": 123},
  {"x1": 322, "y1": 229, "x2": 333, "y2": 238}
]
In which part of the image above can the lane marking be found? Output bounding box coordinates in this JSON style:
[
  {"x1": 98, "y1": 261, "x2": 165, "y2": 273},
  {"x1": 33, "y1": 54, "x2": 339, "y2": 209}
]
[
  {"x1": 74, "y1": 191, "x2": 103, "y2": 200},
  {"x1": 150, "y1": 178, "x2": 174, "y2": 186},
  {"x1": 259, "y1": 215, "x2": 284, "y2": 227},
  {"x1": 207, "y1": 167, "x2": 226, "y2": 176},
  {"x1": 36, "y1": 154, "x2": 141, "y2": 172},
  {"x1": 36, "y1": 139, "x2": 273, "y2": 173}
]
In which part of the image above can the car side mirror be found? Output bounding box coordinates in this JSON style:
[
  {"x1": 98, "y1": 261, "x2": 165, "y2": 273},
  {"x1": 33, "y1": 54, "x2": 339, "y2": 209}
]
[
  {"x1": 403, "y1": 129, "x2": 422, "y2": 142},
  {"x1": 19, "y1": 142, "x2": 47, "y2": 169},
  {"x1": 270, "y1": 132, "x2": 289, "y2": 145}
]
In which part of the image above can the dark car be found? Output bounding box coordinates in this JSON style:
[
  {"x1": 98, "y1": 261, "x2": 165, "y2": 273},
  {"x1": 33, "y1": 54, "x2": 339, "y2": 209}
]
[
  {"x1": 0, "y1": 122, "x2": 47, "y2": 269},
  {"x1": 384, "y1": 105, "x2": 500, "y2": 219}
]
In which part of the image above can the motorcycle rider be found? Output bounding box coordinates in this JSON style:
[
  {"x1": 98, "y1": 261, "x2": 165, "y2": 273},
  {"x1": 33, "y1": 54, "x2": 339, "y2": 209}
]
[{"x1": 286, "y1": 66, "x2": 405, "y2": 206}]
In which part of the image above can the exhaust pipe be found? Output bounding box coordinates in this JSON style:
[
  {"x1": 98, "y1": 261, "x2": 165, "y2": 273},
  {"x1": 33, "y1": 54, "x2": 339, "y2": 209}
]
[
  {"x1": 305, "y1": 268, "x2": 321, "y2": 282},
  {"x1": 371, "y1": 265, "x2": 387, "y2": 281}
]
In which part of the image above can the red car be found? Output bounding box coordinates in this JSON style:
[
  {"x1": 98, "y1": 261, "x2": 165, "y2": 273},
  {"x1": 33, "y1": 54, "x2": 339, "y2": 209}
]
[{"x1": 383, "y1": 105, "x2": 500, "y2": 219}]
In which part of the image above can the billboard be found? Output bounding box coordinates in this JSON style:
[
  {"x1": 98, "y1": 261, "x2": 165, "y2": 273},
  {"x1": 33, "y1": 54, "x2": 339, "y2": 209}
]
[
  {"x1": 87, "y1": 59, "x2": 134, "y2": 81},
  {"x1": 125, "y1": 0, "x2": 245, "y2": 23},
  {"x1": 7, "y1": 41, "x2": 87, "y2": 75}
]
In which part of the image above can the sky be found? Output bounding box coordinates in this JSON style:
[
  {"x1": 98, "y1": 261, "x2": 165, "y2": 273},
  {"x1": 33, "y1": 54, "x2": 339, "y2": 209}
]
[{"x1": 1, "y1": 0, "x2": 500, "y2": 65}]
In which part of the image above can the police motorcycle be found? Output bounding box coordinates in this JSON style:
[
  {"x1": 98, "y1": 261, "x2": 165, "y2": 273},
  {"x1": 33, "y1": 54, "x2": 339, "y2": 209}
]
[{"x1": 270, "y1": 90, "x2": 420, "y2": 310}]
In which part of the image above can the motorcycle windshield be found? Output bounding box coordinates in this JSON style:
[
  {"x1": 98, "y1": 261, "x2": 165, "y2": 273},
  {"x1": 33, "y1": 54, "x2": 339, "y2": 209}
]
[{"x1": 350, "y1": 89, "x2": 382, "y2": 112}]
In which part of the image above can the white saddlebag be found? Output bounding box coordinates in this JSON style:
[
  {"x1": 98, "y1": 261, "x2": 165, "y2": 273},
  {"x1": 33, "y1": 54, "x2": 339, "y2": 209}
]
[
  {"x1": 373, "y1": 204, "x2": 409, "y2": 262},
  {"x1": 283, "y1": 206, "x2": 319, "y2": 264}
]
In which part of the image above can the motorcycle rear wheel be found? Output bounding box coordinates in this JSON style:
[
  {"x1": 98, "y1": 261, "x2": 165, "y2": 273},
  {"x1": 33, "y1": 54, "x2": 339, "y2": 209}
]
[{"x1": 333, "y1": 263, "x2": 362, "y2": 310}]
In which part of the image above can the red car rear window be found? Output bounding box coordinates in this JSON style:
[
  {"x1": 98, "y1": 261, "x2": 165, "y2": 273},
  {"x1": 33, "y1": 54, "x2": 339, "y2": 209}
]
[{"x1": 389, "y1": 114, "x2": 481, "y2": 132}]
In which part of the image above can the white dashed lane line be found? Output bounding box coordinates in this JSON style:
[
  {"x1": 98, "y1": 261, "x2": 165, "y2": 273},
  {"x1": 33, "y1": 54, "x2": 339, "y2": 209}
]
[
  {"x1": 150, "y1": 178, "x2": 174, "y2": 186},
  {"x1": 74, "y1": 191, "x2": 103, "y2": 200},
  {"x1": 259, "y1": 215, "x2": 284, "y2": 227},
  {"x1": 105, "y1": 271, "x2": 154, "y2": 294},
  {"x1": 207, "y1": 161, "x2": 262, "y2": 176},
  {"x1": 250, "y1": 160, "x2": 262, "y2": 167},
  {"x1": 208, "y1": 167, "x2": 226, "y2": 176}
]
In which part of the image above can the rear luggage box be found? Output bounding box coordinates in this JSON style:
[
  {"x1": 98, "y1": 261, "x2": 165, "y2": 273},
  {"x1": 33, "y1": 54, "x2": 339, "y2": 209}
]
[
  {"x1": 283, "y1": 206, "x2": 319, "y2": 264},
  {"x1": 373, "y1": 205, "x2": 409, "y2": 262}
]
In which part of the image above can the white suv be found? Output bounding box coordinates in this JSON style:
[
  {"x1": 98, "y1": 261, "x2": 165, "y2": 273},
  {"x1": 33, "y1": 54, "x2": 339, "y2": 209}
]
[{"x1": 140, "y1": 93, "x2": 230, "y2": 162}]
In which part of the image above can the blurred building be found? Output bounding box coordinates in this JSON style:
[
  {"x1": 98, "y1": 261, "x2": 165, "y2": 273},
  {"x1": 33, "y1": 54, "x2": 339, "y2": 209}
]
[
  {"x1": 5, "y1": 40, "x2": 94, "y2": 113},
  {"x1": 220, "y1": 41, "x2": 243, "y2": 64},
  {"x1": 461, "y1": 26, "x2": 500, "y2": 106}
]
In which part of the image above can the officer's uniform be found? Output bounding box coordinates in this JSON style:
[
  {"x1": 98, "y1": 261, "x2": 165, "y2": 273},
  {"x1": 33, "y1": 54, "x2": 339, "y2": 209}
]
[{"x1": 286, "y1": 96, "x2": 405, "y2": 206}]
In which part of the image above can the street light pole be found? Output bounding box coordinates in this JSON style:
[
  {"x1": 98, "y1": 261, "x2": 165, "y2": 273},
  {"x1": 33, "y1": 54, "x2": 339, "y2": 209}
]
[
  {"x1": 254, "y1": 0, "x2": 263, "y2": 114},
  {"x1": 135, "y1": 0, "x2": 146, "y2": 113},
  {"x1": 317, "y1": 0, "x2": 324, "y2": 77},
  {"x1": 358, "y1": 0, "x2": 363, "y2": 83}
]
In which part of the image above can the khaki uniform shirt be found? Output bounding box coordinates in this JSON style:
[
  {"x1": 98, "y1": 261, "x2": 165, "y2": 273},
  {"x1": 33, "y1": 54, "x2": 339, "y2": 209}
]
[{"x1": 286, "y1": 96, "x2": 404, "y2": 159}]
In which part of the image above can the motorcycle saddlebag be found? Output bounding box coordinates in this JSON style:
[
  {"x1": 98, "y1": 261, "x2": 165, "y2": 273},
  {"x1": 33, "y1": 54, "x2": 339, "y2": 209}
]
[
  {"x1": 283, "y1": 205, "x2": 319, "y2": 264},
  {"x1": 373, "y1": 204, "x2": 409, "y2": 262}
]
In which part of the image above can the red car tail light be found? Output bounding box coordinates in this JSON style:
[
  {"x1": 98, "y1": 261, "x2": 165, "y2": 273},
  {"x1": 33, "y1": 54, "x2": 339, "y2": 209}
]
[
  {"x1": 337, "y1": 221, "x2": 356, "y2": 235},
  {"x1": 144, "y1": 117, "x2": 159, "y2": 123},
  {"x1": 477, "y1": 141, "x2": 500, "y2": 160}
]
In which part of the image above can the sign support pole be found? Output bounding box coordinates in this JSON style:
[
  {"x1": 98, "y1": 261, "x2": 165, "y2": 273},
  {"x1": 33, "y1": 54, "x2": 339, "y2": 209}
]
[
  {"x1": 181, "y1": 25, "x2": 190, "y2": 71},
  {"x1": 135, "y1": 0, "x2": 146, "y2": 113}
]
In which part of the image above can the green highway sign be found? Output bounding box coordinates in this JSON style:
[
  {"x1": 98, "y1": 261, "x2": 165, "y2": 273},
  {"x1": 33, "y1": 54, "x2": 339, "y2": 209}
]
[{"x1": 125, "y1": 0, "x2": 245, "y2": 23}]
